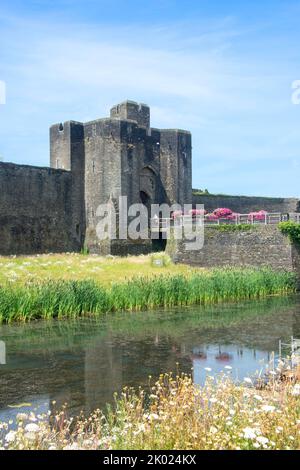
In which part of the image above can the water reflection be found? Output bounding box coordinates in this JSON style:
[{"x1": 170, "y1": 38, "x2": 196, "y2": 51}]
[
  {"x1": 0, "y1": 295, "x2": 299, "y2": 418},
  {"x1": 192, "y1": 344, "x2": 269, "y2": 384}
]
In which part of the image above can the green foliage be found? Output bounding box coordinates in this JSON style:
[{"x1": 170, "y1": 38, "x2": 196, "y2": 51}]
[
  {"x1": 209, "y1": 224, "x2": 256, "y2": 232},
  {"x1": 192, "y1": 188, "x2": 210, "y2": 195},
  {"x1": 279, "y1": 221, "x2": 300, "y2": 244},
  {"x1": 0, "y1": 268, "x2": 296, "y2": 323}
]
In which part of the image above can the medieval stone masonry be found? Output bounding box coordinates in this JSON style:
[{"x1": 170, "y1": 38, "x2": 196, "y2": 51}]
[
  {"x1": 0, "y1": 100, "x2": 192, "y2": 255},
  {"x1": 1, "y1": 99, "x2": 299, "y2": 260}
]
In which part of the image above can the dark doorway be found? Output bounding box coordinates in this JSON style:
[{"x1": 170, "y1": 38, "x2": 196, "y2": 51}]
[
  {"x1": 152, "y1": 233, "x2": 167, "y2": 252},
  {"x1": 140, "y1": 189, "x2": 166, "y2": 252},
  {"x1": 140, "y1": 190, "x2": 151, "y2": 224}
]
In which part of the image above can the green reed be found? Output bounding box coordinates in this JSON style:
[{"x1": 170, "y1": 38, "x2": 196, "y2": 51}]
[{"x1": 0, "y1": 267, "x2": 297, "y2": 323}]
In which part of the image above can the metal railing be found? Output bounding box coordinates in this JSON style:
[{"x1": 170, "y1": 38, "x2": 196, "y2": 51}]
[{"x1": 151, "y1": 212, "x2": 300, "y2": 232}]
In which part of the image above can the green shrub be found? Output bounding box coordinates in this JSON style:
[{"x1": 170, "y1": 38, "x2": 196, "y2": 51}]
[
  {"x1": 209, "y1": 224, "x2": 256, "y2": 232},
  {"x1": 279, "y1": 221, "x2": 300, "y2": 244}
]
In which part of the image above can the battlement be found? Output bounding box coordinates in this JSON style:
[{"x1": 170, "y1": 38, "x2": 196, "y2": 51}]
[{"x1": 110, "y1": 100, "x2": 150, "y2": 130}]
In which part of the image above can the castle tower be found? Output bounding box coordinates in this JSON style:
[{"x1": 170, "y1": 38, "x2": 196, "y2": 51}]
[
  {"x1": 110, "y1": 100, "x2": 150, "y2": 132},
  {"x1": 159, "y1": 129, "x2": 192, "y2": 206},
  {"x1": 49, "y1": 100, "x2": 192, "y2": 254},
  {"x1": 50, "y1": 121, "x2": 85, "y2": 246}
]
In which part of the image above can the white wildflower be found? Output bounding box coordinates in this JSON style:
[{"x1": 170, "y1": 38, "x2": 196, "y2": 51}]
[
  {"x1": 256, "y1": 436, "x2": 269, "y2": 445},
  {"x1": 254, "y1": 394, "x2": 263, "y2": 401},
  {"x1": 5, "y1": 431, "x2": 17, "y2": 443},
  {"x1": 63, "y1": 443, "x2": 79, "y2": 450},
  {"x1": 291, "y1": 384, "x2": 300, "y2": 396},
  {"x1": 28, "y1": 413, "x2": 37, "y2": 422},
  {"x1": 261, "y1": 405, "x2": 275, "y2": 412},
  {"x1": 25, "y1": 423, "x2": 40, "y2": 433},
  {"x1": 243, "y1": 427, "x2": 256, "y2": 439},
  {"x1": 83, "y1": 439, "x2": 93, "y2": 447}
]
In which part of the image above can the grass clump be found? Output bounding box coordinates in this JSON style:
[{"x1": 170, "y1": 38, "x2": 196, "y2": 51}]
[
  {"x1": 1, "y1": 373, "x2": 300, "y2": 450},
  {"x1": 0, "y1": 267, "x2": 296, "y2": 323}
]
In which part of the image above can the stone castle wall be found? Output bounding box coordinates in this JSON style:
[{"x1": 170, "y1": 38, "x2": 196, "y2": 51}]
[
  {"x1": 0, "y1": 162, "x2": 82, "y2": 255},
  {"x1": 2, "y1": 100, "x2": 299, "y2": 258},
  {"x1": 193, "y1": 192, "x2": 300, "y2": 214},
  {"x1": 167, "y1": 225, "x2": 300, "y2": 277},
  {"x1": 0, "y1": 100, "x2": 192, "y2": 256}
]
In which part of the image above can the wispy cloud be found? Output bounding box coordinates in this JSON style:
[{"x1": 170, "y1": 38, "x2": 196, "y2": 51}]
[{"x1": 0, "y1": 3, "x2": 299, "y2": 196}]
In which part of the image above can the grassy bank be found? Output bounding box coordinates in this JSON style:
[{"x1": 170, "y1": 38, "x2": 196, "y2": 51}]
[
  {"x1": 0, "y1": 267, "x2": 296, "y2": 323},
  {"x1": 0, "y1": 253, "x2": 190, "y2": 286},
  {"x1": 1, "y1": 373, "x2": 300, "y2": 450}
]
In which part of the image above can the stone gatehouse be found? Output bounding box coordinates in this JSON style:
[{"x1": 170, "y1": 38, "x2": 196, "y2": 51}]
[{"x1": 0, "y1": 100, "x2": 192, "y2": 255}]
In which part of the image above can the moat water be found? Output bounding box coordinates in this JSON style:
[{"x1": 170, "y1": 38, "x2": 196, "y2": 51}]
[{"x1": 0, "y1": 295, "x2": 300, "y2": 421}]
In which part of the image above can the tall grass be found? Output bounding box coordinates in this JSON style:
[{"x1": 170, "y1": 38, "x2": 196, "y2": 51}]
[{"x1": 0, "y1": 267, "x2": 297, "y2": 323}]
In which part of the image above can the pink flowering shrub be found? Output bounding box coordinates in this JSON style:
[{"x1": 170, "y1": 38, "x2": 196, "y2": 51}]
[
  {"x1": 213, "y1": 208, "x2": 233, "y2": 219},
  {"x1": 205, "y1": 208, "x2": 239, "y2": 222},
  {"x1": 225, "y1": 212, "x2": 239, "y2": 221},
  {"x1": 247, "y1": 210, "x2": 268, "y2": 222},
  {"x1": 189, "y1": 209, "x2": 207, "y2": 217}
]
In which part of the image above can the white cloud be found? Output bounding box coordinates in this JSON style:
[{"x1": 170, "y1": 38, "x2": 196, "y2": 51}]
[{"x1": 0, "y1": 10, "x2": 299, "y2": 196}]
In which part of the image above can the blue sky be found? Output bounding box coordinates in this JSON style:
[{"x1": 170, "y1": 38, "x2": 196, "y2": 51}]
[{"x1": 0, "y1": 0, "x2": 300, "y2": 197}]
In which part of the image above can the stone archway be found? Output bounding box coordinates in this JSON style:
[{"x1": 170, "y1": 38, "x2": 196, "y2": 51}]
[{"x1": 140, "y1": 167, "x2": 156, "y2": 202}]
